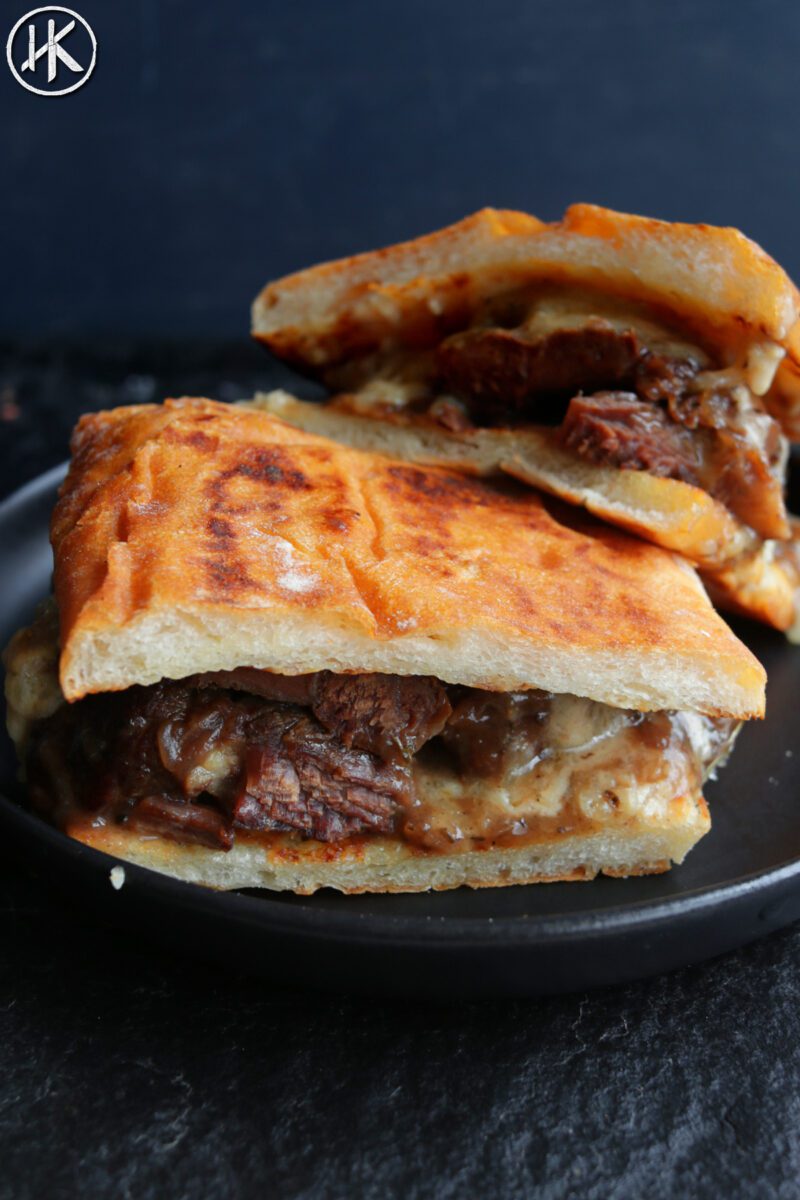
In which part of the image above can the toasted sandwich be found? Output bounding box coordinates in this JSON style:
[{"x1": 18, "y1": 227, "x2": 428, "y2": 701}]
[
  {"x1": 251, "y1": 205, "x2": 800, "y2": 635},
  {"x1": 4, "y1": 398, "x2": 764, "y2": 893}
]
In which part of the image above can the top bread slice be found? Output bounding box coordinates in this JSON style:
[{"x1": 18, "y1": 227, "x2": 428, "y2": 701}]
[
  {"x1": 251, "y1": 204, "x2": 800, "y2": 434},
  {"x1": 52, "y1": 398, "x2": 764, "y2": 718}
]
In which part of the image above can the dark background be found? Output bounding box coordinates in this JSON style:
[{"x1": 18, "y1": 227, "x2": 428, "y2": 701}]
[
  {"x1": 5, "y1": 3, "x2": 800, "y2": 1197},
  {"x1": 3, "y1": 0, "x2": 800, "y2": 338}
]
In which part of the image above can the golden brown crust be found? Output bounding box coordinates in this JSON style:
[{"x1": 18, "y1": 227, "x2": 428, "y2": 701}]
[
  {"x1": 52, "y1": 398, "x2": 765, "y2": 717},
  {"x1": 253, "y1": 208, "x2": 544, "y2": 368},
  {"x1": 701, "y1": 521, "x2": 800, "y2": 633},
  {"x1": 252, "y1": 204, "x2": 800, "y2": 415}
]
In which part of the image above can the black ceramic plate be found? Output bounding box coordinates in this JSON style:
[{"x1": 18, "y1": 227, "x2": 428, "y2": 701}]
[{"x1": 3, "y1": 465, "x2": 800, "y2": 998}]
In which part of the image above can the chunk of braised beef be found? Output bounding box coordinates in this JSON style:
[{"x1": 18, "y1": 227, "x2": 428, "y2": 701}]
[
  {"x1": 187, "y1": 669, "x2": 316, "y2": 707},
  {"x1": 25, "y1": 681, "x2": 414, "y2": 848},
  {"x1": 440, "y1": 690, "x2": 551, "y2": 780},
  {"x1": 312, "y1": 672, "x2": 452, "y2": 761},
  {"x1": 149, "y1": 688, "x2": 410, "y2": 841},
  {"x1": 232, "y1": 711, "x2": 407, "y2": 840},
  {"x1": 562, "y1": 388, "x2": 788, "y2": 540},
  {"x1": 561, "y1": 392, "x2": 702, "y2": 483},
  {"x1": 633, "y1": 351, "x2": 699, "y2": 407},
  {"x1": 127, "y1": 795, "x2": 234, "y2": 849},
  {"x1": 435, "y1": 324, "x2": 641, "y2": 424},
  {"x1": 185, "y1": 669, "x2": 451, "y2": 763}
]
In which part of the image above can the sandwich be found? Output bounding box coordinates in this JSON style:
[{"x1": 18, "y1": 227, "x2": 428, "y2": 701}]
[
  {"x1": 250, "y1": 204, "x2": 800, "y2": 636},
  {"x1": 3, "y1": 397, "x2": 764, "y2": 893}
]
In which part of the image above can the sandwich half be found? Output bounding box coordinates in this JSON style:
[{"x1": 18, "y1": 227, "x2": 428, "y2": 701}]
[
  {"x1": 251, "y1": 204, "x2": 800, "y2": 635},
  {"x1": 3, "y1": 398, "x2": 764, "y2": 893}
]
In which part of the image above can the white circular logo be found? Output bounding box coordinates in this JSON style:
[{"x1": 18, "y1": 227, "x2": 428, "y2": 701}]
[{"x1": 6, "y1": 6, "x2": 96, "y2": 96}]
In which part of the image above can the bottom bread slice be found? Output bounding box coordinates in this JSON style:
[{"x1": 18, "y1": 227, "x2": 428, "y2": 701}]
[{"x1": 69, "y1": 807, "x2": 708, "y2": 894}]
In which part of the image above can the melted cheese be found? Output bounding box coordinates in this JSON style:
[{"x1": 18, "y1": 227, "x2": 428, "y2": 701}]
[
  {"x1": 741, "y1": 340, "x2": 786, "y2": 396},
  {"x1": 340, "y1": 282, "x2": 786, "y2": 411},
  {"x1": 408, "y1": 701, "x2": 731, "y2": 849},
  {"x1": 516, "y1": 287, "x2": 712, "y2": 366}
]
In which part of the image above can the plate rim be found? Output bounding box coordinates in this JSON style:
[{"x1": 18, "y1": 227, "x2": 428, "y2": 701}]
[
  {"x1": 3, "y1": 791, "x2": 800, "y2": 947},
  {"x1": 0, "y1": 459, "x2": 68, "y2": 512}
]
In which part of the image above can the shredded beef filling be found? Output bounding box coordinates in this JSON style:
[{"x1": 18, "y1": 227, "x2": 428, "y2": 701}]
[
  {"x1": 438, "y1": 690, "x2": 552, "y2": 778},
  {"x1": 27, "y1": 673, "x2": 451, "y2": 850},
  {"x1": 436, "y1": 324, "x2": 641, "y2": 422},
  {"x1": 25, "y1": 672, "x2": 738, "y2": 853},
  {"x1": 561, "y1": 392, "x2": 703, "y2": 483},
  {"x1": 188, "y1": 668, "x2": 453, "y2": 760},
  {"x1": 431, "y1": 322, "x2": 788, "y2": 540}
]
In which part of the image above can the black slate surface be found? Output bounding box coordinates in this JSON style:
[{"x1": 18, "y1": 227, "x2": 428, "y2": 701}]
[{"x1": 2, "y1": 344, "x2": 800, "y2": 1199}]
